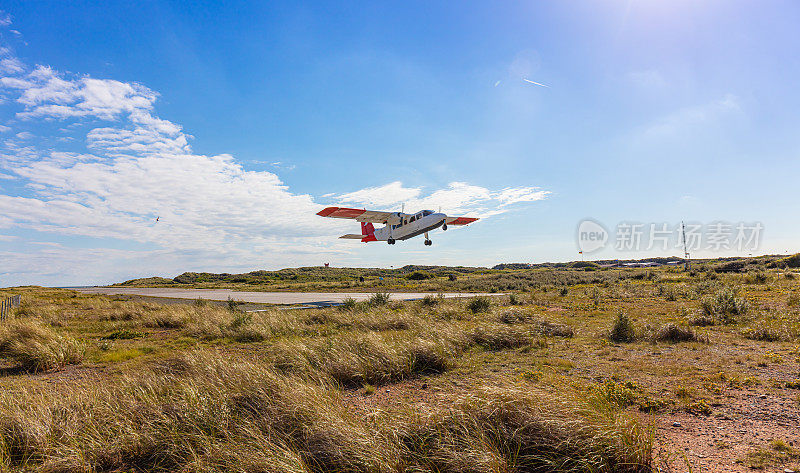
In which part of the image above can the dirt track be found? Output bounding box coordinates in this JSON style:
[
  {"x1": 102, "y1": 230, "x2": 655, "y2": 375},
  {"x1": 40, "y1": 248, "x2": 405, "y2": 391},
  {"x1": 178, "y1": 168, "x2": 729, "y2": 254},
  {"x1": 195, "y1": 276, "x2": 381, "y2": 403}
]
[{"x1": 73, "y1": 287, "x2": 499, "y2": 306}]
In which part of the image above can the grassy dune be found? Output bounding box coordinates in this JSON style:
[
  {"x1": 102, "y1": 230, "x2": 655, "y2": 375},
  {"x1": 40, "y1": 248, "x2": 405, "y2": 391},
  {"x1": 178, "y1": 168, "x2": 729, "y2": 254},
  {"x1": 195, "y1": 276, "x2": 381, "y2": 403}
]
[{"x1": 2, "y1": 261, "x2": 800, "y2": 471}]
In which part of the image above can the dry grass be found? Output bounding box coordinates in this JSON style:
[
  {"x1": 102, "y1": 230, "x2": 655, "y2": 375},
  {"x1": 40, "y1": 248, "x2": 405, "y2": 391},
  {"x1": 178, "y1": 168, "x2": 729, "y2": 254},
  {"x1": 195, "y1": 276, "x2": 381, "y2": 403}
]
[
  {"x1": 8, "y1": 263, "x2": 800, "y2": 471},
  {"x1": 0, "y1": 319, "x2": 84, "y2": 372},
  {"x1": 653, "y1": 323, "x2": 702, "y2": 343},
  {"x1": 0, "y1": 351, "x2": 652, "y2": 472}
]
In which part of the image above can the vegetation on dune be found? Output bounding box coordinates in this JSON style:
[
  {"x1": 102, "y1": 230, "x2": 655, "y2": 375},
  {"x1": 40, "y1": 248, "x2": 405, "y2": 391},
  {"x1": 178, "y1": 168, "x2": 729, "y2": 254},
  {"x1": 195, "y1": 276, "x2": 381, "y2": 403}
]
[
  {"x1": 5, "y1": 260, "x2": 800, "y2": 471},
  {"x1": 0, "y1": 319, "x2": 84, "y2": 372},
  {"x1": 0, "y1": 350, "x2": 652, "y2": 472}
]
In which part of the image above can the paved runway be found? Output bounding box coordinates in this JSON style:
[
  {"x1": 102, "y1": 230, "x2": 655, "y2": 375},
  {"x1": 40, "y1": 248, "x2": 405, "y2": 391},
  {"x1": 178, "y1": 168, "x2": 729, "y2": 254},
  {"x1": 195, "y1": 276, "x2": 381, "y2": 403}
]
[{"x1": 73, "y1": 287, "x2": 500, "y2": 306}]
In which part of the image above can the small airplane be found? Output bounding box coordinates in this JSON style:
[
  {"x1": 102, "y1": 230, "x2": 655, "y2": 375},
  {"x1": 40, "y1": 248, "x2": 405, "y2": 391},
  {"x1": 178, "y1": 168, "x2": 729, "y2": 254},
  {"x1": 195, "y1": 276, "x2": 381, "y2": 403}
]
[{"x1": 317, "y1": 207, "x2": 479, "y2": 245}]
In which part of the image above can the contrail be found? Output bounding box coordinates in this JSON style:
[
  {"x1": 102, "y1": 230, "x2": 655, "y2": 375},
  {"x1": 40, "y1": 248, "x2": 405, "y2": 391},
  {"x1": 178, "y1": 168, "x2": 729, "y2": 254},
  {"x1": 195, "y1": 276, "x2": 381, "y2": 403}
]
[{"x1": 522, "y1": 78, "x2": 549, "y2": 88}]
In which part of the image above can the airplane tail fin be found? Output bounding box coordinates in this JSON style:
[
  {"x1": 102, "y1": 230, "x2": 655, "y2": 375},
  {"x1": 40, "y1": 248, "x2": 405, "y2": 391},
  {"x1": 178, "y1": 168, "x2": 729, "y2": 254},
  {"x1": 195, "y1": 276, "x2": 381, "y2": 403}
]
[{"x1": 360, "y1": 222, "x2": 377, "y2": 242}]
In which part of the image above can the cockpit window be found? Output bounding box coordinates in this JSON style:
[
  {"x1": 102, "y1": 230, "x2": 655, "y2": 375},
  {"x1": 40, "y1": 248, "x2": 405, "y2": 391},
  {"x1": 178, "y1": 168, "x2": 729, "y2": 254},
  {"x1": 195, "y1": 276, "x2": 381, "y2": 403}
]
[{"x1": 422, "y1": 210, "x2": 432, "y2": 216}]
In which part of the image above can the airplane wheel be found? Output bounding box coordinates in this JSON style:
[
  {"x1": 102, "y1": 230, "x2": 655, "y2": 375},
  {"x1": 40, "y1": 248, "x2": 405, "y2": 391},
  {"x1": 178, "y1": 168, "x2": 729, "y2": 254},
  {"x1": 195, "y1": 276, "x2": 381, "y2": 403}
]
[
  {"x1": 442, "y1": 223, "x2": 448, "y2": 231},
  {"x1": 424, "y1": 240, "x2": 432, "y2": 246},
  {"x1": 388, "y1": 238, "x2": 395, "y2": 245}
]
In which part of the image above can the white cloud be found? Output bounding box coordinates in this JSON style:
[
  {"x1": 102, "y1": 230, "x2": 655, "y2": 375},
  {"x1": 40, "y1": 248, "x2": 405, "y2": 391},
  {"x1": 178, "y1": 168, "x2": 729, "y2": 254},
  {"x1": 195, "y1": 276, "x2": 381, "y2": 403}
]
[
  {"x1": 332, "y1": 181, "x2": 422, "y2": 208},
  {"x1": 0, "y1": 12, "x2": 10, "y2": 27},
  {"x1": 0, "y1": 125, "x2": 10, "y2": 132},
  {"x1": 0, "y1": 57, "x2": 23, "y2": 74},
  {"x1": 327, "y1": 181, "x2": 548, "y2": 216},
  {"x1": 15, "y1": 131, "x2": 33, "y2": 139},
  {"x1": 1, "y1": 66, "x2": 157, "y2": 121}
]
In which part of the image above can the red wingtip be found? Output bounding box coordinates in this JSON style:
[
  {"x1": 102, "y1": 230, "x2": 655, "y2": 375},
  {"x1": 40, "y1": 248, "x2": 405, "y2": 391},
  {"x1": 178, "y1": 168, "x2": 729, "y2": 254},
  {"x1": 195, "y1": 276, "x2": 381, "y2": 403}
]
[{"x1": 317, "y1": 207, "x2": 339, "y2": 217}]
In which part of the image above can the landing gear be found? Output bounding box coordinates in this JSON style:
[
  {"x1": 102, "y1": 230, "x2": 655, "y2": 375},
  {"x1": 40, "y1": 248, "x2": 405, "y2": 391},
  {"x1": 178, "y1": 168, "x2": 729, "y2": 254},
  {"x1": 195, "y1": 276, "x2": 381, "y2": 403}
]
[
  {"x1": 387, "y1": 238, "x2": 396, "y2": 245},
  {"x1": 424, "y1": 232, "x2": 432, "y2": 246},
  {"x1": 442, "y1": 222, "x2": 448, "y2": 231}
]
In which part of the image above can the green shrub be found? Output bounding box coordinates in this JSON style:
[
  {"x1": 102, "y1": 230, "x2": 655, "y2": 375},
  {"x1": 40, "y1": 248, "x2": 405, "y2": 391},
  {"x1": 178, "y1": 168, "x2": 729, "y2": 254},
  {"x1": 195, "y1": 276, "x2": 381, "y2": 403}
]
[
  {"x1": 368, "y1": 292, "x2": 391, "y2": 306},
  {"x1": 407, "y1": 270, "x2": 434, "y2": 280},
  {"x1": 609, "y1": 313, "x2": 636, "y2": 343},
  {"x1": 420, "y1": 294, "x2": 441, "y2": 306},
  {"x1": 744, "y1": 270, "x2": 769, "y2": 284},
  {"x1": 590, "y1": 380, "x2": 639, "y2": 408},
  {"x1": 742, "y1": 326, "x2": 788, "y2": 342},
  {"x1": 338, "y1": 297, "x2": 357, "y2": 311},
  {"x1": 467, "y1": 296, "x2": 491, "y2": 314},
  {"x1": 227, "y1": 296, "x2": 241, "y2": 311},
  {"x1": 775, "y1": 253, "x2": 800, "y2": 268},
  {"x1": 701, "y1": 288, "x2": 748, "y2": 323}
]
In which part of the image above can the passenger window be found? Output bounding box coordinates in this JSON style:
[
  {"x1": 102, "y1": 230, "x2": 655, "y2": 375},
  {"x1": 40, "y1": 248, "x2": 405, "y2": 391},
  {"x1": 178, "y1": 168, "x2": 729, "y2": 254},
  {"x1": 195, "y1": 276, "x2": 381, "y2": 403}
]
[{"x1": 410, "y1": 216, "x2": 416, "y2": 223}]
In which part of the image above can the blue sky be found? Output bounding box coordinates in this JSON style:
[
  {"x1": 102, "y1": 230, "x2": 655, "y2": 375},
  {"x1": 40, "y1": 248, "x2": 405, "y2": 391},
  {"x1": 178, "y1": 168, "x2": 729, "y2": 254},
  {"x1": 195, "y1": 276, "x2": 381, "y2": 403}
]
[{"x1": 1, "y1": 1, "x2": 799, "y2": 286}]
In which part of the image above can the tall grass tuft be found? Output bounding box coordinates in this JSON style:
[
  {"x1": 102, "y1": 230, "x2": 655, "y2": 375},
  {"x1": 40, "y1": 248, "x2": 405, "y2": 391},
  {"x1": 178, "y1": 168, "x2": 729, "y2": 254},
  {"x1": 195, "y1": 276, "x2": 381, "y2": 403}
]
[
  {"x1": 0, "y1": 320, "x2": 85, "y2": 372},
  {"x1": 654, "y1": 323, "x2": 702, "y2": 343}
]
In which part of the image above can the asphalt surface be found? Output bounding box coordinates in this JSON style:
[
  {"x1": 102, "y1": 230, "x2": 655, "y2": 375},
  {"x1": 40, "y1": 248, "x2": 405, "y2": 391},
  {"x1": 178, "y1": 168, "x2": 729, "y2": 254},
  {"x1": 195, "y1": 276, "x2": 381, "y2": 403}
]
[{"x1": 73, "y1": 287, "x2": 500, "y2": 306}]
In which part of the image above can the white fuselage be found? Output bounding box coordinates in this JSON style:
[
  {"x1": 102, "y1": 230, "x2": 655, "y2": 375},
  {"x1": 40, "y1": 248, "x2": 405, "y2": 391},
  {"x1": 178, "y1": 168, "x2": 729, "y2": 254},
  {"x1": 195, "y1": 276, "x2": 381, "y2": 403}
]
[{"x1": 371, "y1": 211, "x2": 447, "y2": 241}]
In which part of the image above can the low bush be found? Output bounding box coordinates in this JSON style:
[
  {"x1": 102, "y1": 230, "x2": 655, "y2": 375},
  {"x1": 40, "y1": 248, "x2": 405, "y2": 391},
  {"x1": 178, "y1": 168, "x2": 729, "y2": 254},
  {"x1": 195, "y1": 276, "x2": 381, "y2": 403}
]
[
  {"x1": 608, "y1": 313, "x2": 636, "y2": 343},
  {"x1": 420, "y1": 294, "x2": 441, "y2": 306},
  {"x1": 744, "y1": 270, "x2": 770, "y2": 284},
  {"x1": 742, "y1": 326, "x2": 789, "y2": 342},
  {"x1": 338, "y1": 297, "x2": 358, "y2": 311},
  {"x1": 407, "y1": 270, "x2": 434, "y2": 280},
  {"x1": 467, "y1": 297, "x2": 491, "y2": 314},
  {"x1": 368, "y1": 292, "x2": 391, "y2": 306},
  {"x1": 701, "y1": 288, "x2": 748, "y2": 324}
]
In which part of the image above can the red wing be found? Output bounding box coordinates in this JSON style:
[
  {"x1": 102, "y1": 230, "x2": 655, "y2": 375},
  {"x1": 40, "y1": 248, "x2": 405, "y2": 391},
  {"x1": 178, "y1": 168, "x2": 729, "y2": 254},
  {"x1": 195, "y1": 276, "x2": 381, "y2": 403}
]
[
  {"x1": 317, "y1": 207, "x2": 393, "y2": 223},
  {"x1": 317, "y1": 207, "x2": 366, "y2": 218},
  {"x1": 445, "y1": 216, "x2": 479, "y2": 225}
]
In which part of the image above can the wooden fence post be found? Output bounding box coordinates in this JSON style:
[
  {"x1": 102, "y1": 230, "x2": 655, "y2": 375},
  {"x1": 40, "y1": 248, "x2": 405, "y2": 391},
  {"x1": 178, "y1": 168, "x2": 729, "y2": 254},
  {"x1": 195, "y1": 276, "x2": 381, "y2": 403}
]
[{"x1": 0, "y1": 295, "x2": 20, "y2": 321}]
